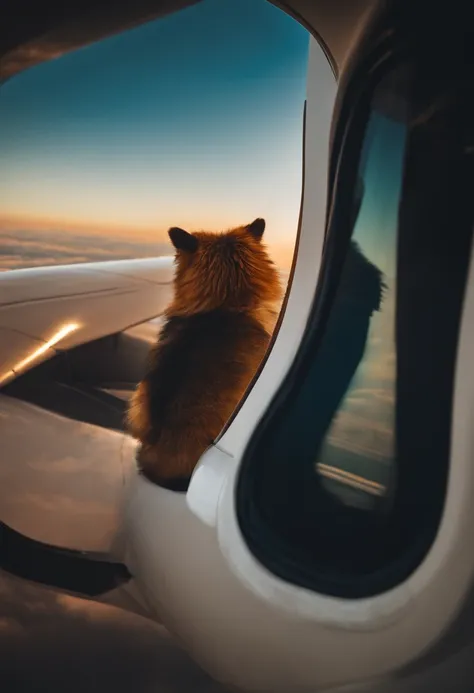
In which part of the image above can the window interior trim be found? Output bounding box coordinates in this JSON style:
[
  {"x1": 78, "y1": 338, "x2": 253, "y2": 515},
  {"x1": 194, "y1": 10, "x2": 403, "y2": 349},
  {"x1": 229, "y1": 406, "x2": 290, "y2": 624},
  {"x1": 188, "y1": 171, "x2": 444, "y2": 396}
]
[
  {"x1": 213, "y1": 100, "x2": 308, "y2": 450},
  {"x1": 235, "y1": 30, "x2": 474, "y2": 599},
  {"x1": 235, "y1": 46, "x2": 397, "y2": 597}
]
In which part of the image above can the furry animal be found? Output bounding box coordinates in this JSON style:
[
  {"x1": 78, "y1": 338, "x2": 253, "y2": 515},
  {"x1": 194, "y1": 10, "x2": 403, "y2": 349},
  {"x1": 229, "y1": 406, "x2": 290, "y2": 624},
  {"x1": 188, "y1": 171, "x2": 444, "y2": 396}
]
[{"x1": 127, "y1": 218, "x2": 282, "y2": 486}]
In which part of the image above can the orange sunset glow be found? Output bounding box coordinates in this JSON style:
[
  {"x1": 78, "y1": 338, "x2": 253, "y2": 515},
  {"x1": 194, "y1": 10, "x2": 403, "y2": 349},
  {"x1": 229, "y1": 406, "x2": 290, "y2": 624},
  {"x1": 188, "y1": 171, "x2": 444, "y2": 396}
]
[{"x1": 0, "y1": 0, "x2": 310, "y2": 274}]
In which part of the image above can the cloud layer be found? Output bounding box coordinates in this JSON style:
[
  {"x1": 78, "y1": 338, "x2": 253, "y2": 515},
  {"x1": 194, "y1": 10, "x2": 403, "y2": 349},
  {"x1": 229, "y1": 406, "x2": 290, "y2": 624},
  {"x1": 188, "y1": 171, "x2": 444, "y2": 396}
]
[{"x1": 0, "y1": 228, "x2": 170, "y2": 271}]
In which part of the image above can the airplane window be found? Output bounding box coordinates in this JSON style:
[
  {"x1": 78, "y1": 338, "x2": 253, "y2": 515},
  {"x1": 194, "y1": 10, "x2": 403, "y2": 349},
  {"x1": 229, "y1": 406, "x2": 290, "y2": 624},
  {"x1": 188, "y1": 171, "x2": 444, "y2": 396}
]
[
  {"x1": 237, "y1": 56, "x2": 474, "y2": 598},
  {"x1": 0, "y1": 0, "x2": 321, "y2": 547}
]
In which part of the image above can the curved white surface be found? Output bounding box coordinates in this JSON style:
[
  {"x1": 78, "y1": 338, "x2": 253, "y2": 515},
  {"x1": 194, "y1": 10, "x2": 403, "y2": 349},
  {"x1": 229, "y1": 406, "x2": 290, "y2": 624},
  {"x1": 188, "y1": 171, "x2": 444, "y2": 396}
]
[
  {"x1": 216, "y1": 36, "x2": 336, "y2": 461},
  {"x1": 0, "y1": 327, "x2": 57, "y2": 385},
  {"x1": 0, "y1": 257, "x2": 174, "y2": 384},
  {"x1": 0, "y1": 256, "x2": 174, "y2": 306},
  {"x1": 120, "y1": 235, "x2": 474, "y2": 692},
  {"x1": 0, "y1": 393, "x2": 137, "y2": 552},
  {"x1": 118, "y1": 31, "x2": 474, "y2": 693}
]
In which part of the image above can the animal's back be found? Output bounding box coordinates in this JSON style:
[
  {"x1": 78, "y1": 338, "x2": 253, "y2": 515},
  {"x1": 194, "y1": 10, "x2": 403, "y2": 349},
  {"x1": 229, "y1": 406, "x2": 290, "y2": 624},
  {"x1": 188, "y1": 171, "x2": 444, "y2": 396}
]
[{"x1": 135, "y1": 309, "x2": 270, "y2": 483}]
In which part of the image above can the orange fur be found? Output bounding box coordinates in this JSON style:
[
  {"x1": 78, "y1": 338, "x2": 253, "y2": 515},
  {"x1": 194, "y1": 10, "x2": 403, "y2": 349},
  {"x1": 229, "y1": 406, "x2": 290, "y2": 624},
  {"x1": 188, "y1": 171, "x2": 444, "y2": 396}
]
[
  {"x1": 167, "y1": 223, "x2": 282, "y2": 319},
  {"x1": 127, "y1": 218, "x2": 282, "y2": 486}
]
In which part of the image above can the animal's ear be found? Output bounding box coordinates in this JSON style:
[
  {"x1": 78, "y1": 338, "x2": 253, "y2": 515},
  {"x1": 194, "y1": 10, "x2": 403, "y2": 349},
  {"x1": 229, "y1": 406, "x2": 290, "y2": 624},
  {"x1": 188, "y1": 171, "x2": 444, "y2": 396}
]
[
  {"x1": 168, "y1": 227, "x2": 199, "y2": 253},
  {"x1": 245, "y1": 218, "x2": 266, "y2": 241}
]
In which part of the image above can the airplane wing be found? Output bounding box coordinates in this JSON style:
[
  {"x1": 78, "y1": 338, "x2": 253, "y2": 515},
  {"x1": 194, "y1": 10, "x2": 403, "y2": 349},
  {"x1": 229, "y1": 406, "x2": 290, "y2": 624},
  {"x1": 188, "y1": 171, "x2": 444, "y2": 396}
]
[
  {"x1": 0, "y1": 257, "x2": 174, "y2": 612},
  {"x1": 0, "y1": 256, "x2": 289, "y2": 608},
  {"x1": 0, "y1": 256, "x2": 175, "y2": 386}
]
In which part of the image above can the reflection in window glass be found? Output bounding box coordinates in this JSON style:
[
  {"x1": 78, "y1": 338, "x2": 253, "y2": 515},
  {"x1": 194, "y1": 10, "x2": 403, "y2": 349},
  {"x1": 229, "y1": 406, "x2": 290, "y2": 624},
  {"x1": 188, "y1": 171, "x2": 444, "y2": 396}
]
[{"x1": 316, "y1": 108, "x2": 407, "y2": 511}]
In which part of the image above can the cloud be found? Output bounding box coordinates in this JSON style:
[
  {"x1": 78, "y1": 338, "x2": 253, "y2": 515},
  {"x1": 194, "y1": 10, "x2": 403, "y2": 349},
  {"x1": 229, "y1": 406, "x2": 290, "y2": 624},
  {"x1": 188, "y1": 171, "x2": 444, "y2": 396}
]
[
  {"x1": 321, "y1": 381, "x2": 396, "y2": 471},
  {"x1": 0, "y1": 226, "x2": 292, "y2": 272},
  {"x1": 325, "y1": 409, "x2": 394, "y2": 464},
  {"x1": 344, "y1": 387, "x2": 395, "y2": 412},
  {"x1": 0, "y1": 255, "x2": 93, "y2": 269},
  {"x1": 0, "y1": 228, "x2": 170, "y2": 271}
]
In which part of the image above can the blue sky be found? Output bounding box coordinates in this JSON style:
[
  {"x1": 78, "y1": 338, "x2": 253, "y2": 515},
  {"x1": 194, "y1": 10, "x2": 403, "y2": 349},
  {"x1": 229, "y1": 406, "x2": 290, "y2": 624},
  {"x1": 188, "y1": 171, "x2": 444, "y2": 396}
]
[
  {"x1": 0, "y1": 0, "x2": 310, "y2": 266},
  {"x1": 355, "y1": 111, "x2": 407, "y2": 279}
]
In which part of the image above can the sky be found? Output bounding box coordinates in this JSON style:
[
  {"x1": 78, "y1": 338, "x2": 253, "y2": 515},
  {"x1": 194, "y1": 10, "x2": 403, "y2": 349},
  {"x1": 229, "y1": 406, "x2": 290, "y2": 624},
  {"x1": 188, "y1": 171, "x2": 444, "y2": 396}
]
[{"x1": 0, "y1": 0, "x2": 310, "y2": 270}]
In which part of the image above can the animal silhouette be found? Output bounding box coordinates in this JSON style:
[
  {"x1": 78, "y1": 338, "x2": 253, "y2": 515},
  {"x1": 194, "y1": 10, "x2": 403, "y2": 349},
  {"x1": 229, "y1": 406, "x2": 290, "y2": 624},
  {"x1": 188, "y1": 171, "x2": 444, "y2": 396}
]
[{"x1": 127, "y1": 218, "x2": 282, "y2": 486}]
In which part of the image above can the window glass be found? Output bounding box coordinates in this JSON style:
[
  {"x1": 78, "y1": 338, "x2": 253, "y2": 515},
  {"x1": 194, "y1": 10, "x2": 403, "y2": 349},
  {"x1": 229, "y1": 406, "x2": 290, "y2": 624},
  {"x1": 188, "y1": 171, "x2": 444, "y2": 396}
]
[
  {"x1": 317, "y1": 106, "x2": 407, "y2": 511},
  {"x1": 256, "y1": 69, "x2": 409, "y2": 517}
]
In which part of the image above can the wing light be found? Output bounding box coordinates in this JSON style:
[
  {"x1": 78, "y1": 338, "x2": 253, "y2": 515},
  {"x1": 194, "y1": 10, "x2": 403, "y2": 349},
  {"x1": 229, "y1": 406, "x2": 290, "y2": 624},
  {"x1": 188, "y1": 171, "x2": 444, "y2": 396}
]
[{"x1": 0, "y1": 321, "x2": 80, "y2": 385}]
